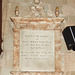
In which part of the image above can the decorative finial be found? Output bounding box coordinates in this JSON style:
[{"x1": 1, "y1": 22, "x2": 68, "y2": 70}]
[
  {"x1": 34, "y1": 0, "x2": 40, "y2": 4},
  {"x1": 55, "y1": 7, "x2": 59, "y2": 17},
  {"x1": 15, "y1": 6, "x2": 19, "y2": 17}
]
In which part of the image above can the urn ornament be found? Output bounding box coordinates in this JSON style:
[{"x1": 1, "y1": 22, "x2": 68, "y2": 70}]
[{"x1": 55, "y1": 7, "x2": 59, "y2": 17}]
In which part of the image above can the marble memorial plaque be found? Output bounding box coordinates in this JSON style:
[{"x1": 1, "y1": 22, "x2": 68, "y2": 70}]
[{"x1": 20, "y1": 30, "x2": 55, "y2": 72}]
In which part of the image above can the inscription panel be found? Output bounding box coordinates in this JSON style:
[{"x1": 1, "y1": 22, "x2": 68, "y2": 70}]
[{"x1": 20, "y1": 30, "x2": 55, "y2": 72}]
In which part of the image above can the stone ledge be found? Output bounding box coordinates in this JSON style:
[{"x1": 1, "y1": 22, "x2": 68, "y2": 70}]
[
  {"x1": 10, "y1": 17, "x2": 64, "y2": 30},
  {"x1": 10, "y1": 17, "x2": 64, "y2": 23},
  {"x1": 10, "y1": 71, "x2": 64, "y2": 75}
]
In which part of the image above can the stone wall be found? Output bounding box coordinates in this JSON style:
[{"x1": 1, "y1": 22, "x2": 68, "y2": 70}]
[{"x1": 1, "y1": 0, "x2": 75, "y2": 75}]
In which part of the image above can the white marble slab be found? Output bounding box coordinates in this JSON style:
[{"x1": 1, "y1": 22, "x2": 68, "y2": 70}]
[{"x1": 20, "y1": 30, "x2": 55, "y2": 72}]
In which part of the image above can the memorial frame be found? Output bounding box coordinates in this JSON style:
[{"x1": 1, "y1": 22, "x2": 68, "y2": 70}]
[{"x1": 10, "y1": 17, "x2": 64, "y2": 75}]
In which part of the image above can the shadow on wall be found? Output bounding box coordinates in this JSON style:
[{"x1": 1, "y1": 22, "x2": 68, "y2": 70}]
[{"x1": 0, "y1": 0, "x2": 3, "y2": 55}]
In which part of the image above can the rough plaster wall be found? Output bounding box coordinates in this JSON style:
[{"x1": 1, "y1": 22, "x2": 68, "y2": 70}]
[{"x1": 1, "y1": 0, "x2": 75, "y2": 75}]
